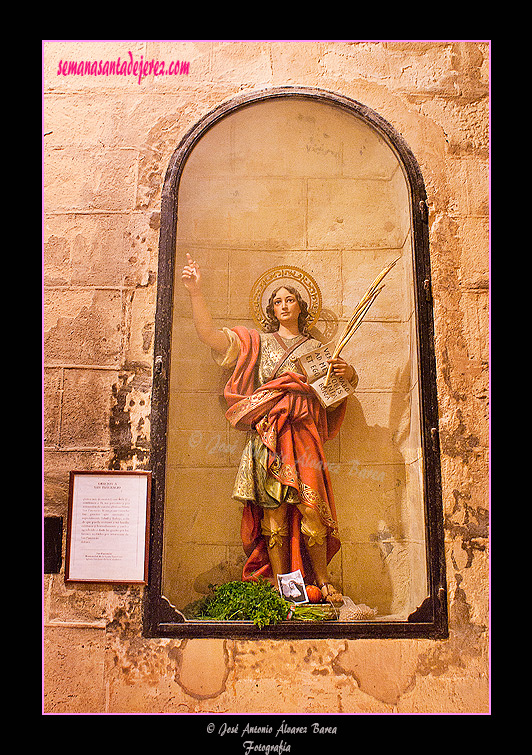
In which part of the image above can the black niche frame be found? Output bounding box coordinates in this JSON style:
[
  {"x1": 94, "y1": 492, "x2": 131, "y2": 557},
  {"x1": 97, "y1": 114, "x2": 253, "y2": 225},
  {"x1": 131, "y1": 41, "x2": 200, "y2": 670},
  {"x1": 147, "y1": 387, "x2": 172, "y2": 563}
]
[{"x1": 144, "y1": 86, "x2": 448, "y2": 640}]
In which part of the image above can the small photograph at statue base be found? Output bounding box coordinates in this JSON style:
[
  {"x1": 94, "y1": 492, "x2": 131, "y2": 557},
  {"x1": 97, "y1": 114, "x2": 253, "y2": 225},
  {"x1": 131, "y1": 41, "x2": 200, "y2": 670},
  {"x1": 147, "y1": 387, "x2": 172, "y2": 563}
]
[{"x1": 277, "y1": 570, "x2": 309, "y2": 604}]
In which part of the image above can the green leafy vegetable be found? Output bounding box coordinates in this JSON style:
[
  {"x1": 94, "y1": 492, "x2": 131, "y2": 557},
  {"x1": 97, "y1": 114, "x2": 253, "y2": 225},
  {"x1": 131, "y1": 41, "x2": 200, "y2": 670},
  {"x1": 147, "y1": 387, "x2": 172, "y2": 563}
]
[
  {"x1": 196, "y1": 579, "x2": 291, "y2": 628},
  {"x1": 184, "y1": 579, "x2": 339, "y2": 627},
  {"x1": 289, "y1": 603, "x2": 338, "y2": 621}
]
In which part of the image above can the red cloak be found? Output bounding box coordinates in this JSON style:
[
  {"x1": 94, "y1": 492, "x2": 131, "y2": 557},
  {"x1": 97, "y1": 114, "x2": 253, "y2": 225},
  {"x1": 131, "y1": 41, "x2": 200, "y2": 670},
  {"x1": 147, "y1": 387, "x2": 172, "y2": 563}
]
[{"x1": 223, "y1": 327, "x2": 346, "y2": 584}]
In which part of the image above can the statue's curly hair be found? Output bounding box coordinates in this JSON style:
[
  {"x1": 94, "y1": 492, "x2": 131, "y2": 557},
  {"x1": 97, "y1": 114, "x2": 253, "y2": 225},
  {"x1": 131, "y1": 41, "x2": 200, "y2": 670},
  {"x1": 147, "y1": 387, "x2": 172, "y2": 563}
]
[{"x1": 263, "y1": 285, "x2": 311, "y2": 334}]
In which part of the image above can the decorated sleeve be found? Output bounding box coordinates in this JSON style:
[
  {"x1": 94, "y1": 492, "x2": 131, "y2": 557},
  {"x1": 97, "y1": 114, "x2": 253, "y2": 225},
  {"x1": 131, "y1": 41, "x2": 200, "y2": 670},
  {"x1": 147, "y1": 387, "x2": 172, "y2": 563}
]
[{"x1": 211, "y1": 327, "x2": 240, "y2": 368}]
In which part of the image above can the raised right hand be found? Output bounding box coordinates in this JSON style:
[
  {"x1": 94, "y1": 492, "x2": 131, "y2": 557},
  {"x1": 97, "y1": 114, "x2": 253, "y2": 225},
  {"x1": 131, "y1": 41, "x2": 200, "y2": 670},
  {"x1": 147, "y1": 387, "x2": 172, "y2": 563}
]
[{"x1": 181, "y1": 253, "x2": 202, "y2": 294}]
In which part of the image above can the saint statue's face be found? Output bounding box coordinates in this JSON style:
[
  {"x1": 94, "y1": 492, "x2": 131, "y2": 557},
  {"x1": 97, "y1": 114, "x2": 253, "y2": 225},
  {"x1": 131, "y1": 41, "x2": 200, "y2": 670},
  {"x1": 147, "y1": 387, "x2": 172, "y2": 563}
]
[{"x1": 272, "y1": 287, "x2": 301, "y2": 327}]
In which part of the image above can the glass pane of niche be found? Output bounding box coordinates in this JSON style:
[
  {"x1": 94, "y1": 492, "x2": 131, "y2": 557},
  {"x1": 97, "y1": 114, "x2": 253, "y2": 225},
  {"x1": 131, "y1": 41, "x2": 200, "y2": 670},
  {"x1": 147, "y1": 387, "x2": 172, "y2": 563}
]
[{"x1": 155, "y1": 94, "x2": 440, "y2": 635}]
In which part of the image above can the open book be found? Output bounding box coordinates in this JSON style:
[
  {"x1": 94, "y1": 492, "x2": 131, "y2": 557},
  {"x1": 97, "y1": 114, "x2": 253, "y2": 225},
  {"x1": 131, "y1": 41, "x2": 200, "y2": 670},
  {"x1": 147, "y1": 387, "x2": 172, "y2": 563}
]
[{"x1": 298, "y1": 342, "x2": 355, "y2": 408}]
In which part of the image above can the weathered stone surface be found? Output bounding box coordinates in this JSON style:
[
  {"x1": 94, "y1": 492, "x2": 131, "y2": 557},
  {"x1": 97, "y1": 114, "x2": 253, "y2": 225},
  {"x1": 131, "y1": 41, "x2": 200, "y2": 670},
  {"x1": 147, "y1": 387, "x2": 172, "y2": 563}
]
[
  {"x1": 43, "y1": 289, "x2": 123, "y2": 367},
  {"x1": 60, "y1": 369, "x2": 118, "y2": 447},
  {"x1": 43, "y1": 40, "x2": 490, "y2": 715},
  {"x1": 44, "y1": 625, "x2": 106, "y2": 713},
  {"x1": 178, "y1": 639, "x2": 230, "y2": 699}
]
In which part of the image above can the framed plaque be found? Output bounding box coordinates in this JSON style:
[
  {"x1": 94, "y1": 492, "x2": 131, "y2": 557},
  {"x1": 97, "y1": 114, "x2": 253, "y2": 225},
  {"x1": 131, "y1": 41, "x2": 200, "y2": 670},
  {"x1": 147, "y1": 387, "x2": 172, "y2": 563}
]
[{"x1": 65, "y1": 471, "x2": 151, "y2": 584}]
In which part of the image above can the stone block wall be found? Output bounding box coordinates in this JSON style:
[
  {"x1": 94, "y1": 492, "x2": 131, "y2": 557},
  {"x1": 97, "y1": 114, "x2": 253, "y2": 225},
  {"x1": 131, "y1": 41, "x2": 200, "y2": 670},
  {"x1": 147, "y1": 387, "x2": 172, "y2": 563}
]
[{"x1": 43, "y1": 40, "x2": 490, "y2": 715}]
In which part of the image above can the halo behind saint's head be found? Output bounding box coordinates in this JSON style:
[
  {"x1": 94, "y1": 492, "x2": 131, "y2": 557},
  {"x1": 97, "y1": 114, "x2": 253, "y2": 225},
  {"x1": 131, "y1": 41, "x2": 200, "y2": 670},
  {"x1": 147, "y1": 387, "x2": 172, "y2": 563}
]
[{"x1": 250, "y1": 265, "x2": 322, "y2": 332}]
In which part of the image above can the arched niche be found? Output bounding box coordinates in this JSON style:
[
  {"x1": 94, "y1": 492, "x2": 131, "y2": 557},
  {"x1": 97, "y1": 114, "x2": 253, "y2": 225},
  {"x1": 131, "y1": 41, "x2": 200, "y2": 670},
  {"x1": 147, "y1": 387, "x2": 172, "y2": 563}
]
[{"x1": 145, "y1": 87, "x2": 447, "y2": 639}]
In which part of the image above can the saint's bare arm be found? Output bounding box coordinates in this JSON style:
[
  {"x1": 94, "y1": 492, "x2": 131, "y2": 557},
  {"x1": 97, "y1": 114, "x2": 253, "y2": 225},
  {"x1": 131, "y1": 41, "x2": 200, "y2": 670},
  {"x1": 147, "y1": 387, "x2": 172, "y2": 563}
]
[{"x1": 181, "y1": 253, "x2": 229, "y2": 355}]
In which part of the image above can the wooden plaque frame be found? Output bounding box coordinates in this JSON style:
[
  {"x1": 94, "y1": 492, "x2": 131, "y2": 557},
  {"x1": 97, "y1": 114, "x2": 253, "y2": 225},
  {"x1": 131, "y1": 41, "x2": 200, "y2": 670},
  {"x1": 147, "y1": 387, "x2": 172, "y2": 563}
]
[{"x1": 65, "y1": 470, "x2": 151, "y2": 584}]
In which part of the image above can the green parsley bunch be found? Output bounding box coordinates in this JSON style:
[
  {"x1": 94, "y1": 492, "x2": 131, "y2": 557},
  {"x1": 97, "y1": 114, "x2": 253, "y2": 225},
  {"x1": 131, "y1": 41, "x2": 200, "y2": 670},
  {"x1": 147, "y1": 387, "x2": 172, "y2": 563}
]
[{"x1": 197, "y1": 579, "x2": 291, "y2": 628}]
